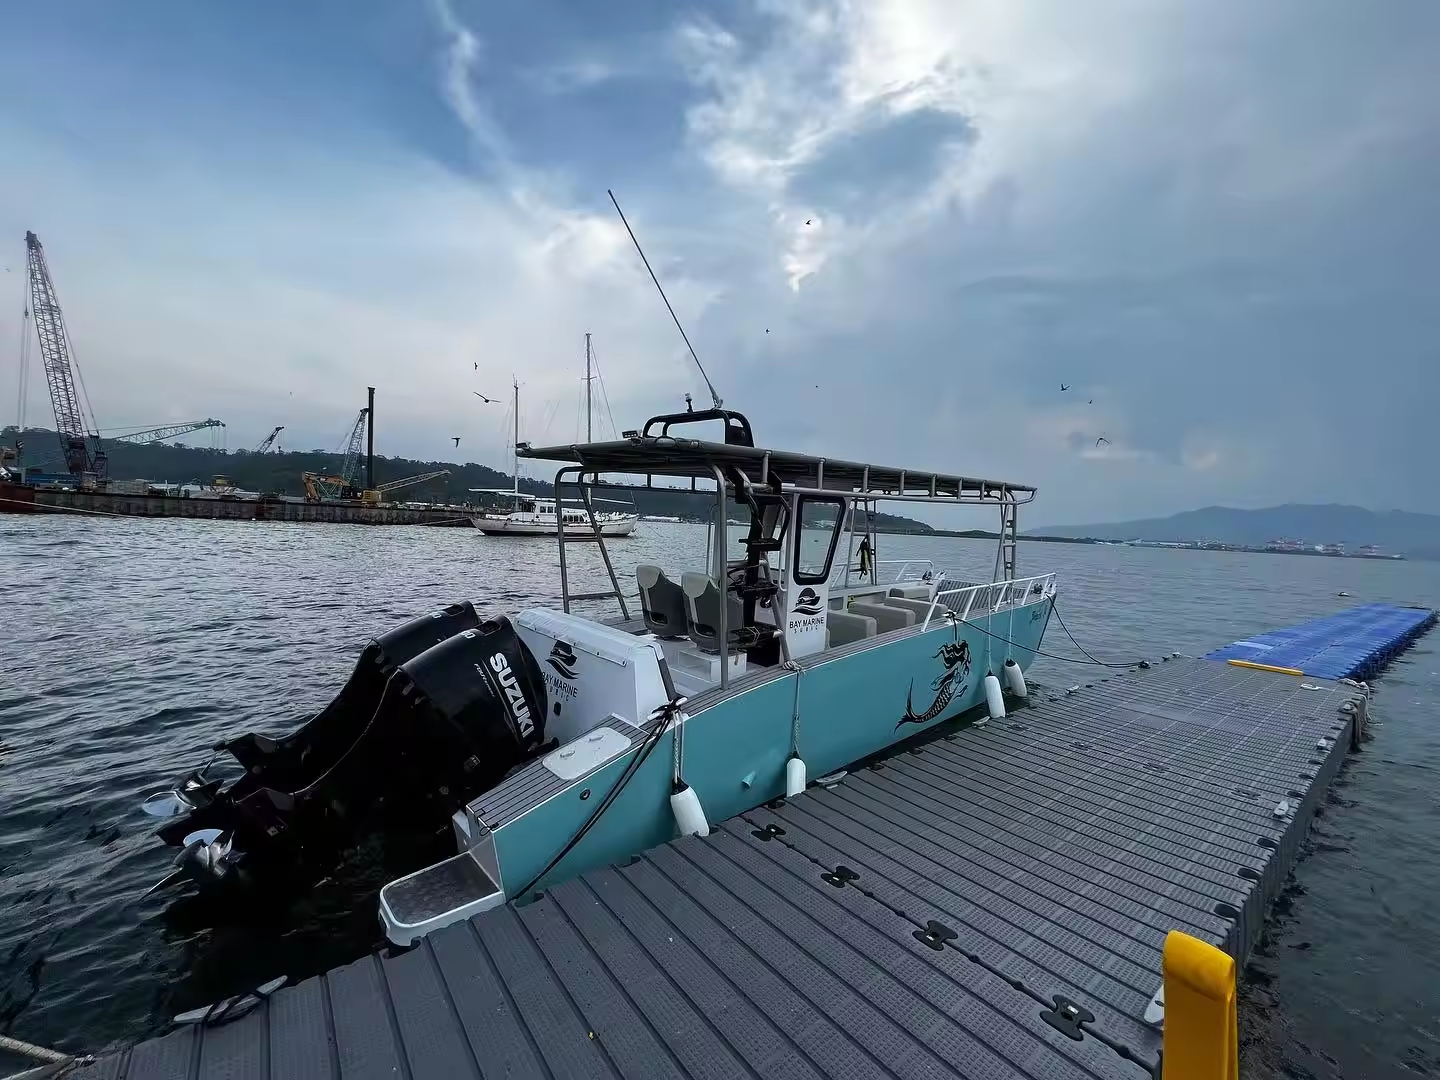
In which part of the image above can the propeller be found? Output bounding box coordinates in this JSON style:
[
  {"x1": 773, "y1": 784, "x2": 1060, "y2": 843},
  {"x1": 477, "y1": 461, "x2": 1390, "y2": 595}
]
[
  {"x1": 139, "y1": 753, "x2": 223, "y2": 819},
  {"x1": 141, "y1": 790, "x2": 194, "y2": 819},
  {"x1": 144, "y1": 828, "x2": 238, "y2": 895},
  {"x1": 179, "y1": 829, "x2": 234, "y2": 879}
]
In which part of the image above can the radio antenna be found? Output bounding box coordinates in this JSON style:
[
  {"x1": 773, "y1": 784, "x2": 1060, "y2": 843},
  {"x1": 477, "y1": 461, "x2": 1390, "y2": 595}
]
[{"x1": 607, "y1": 189, "x2": 722, "y2": 409}]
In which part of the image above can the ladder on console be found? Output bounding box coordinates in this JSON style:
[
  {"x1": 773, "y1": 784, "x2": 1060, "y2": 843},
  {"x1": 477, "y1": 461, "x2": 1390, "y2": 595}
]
[
  {"x1": 556, "y1": 475, "x2": 631, "y2": 620},
  {"x1": 994, "y1": 497, "x2": 1019, "y2": 584}
]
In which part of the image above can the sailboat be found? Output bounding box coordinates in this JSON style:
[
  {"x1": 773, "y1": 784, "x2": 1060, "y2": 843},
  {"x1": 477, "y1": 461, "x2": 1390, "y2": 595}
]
[{"x1": 470, "y1": 337, "x2": 639, "y2": 538}]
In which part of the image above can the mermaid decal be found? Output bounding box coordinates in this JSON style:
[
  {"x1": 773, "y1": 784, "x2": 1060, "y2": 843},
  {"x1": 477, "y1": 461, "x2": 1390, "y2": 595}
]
[{"x1": 896, "y1": 639, "x2": 972, "y2": 729}]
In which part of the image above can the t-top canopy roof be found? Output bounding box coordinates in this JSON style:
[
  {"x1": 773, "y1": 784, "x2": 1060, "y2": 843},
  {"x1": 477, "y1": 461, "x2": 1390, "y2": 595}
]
[{"x1": 518, "y1": 408, "x2": 1035, "y2": 506}]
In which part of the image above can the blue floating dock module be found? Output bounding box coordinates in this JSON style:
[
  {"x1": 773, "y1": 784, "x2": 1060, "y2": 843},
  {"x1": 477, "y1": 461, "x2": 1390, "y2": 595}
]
[{"x1": 1205, "y1": 602, "x2": 1437, "y2": 681}]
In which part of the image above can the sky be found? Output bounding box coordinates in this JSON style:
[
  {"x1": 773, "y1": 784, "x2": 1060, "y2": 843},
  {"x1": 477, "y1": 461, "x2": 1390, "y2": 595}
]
[{"x1": 1, "y1": 0, "x2": 1435, "y2": 527}]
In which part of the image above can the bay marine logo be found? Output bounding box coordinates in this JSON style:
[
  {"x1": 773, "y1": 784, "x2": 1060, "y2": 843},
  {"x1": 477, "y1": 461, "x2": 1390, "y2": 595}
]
[
  {"x1": 792, "y1": 587, "x2": 824, "y2": 616},
  {"x1": 546, "y1": 640, "x2": 578, "y2": 680},
  {"x1": 487, "y1": 652, "x2": 536, "y2": 738}
]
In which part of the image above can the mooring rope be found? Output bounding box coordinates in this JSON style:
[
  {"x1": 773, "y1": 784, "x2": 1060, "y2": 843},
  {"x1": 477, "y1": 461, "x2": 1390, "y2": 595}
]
[
  {"x1": 1049, "y1": 601, "x2": 1140, "y2": 667},
  {"x1": 950, "y1": 600, "x2": 1149, "y2": 669},
  {"x1": 0, "y1": 1031, "x2": 82, "y2": 1067},
  {"x1": 781, "y1": 660, "x2": 803, "y2": 755}
]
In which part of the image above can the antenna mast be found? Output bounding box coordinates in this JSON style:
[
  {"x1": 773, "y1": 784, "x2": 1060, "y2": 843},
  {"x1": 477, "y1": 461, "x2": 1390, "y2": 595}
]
[
  {"x1": 584, "y1": 332, "x2": 593, "y2": 442},
  {"x1": 607, "y1": 189, "x2": 723, "y2": 409}
]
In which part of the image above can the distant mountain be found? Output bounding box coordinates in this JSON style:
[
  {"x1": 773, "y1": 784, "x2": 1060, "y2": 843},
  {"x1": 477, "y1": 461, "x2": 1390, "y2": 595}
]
[{"x1": 1032, "y1": 503, "x2": 1440, "y2": 559}]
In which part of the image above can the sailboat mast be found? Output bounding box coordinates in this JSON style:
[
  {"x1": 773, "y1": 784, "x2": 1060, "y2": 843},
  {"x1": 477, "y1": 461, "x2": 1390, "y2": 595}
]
[
  {"x1": 584, "y1": 332, "x2": 593, "y2": 443},
  {"x1": 512, "y1": 376, "x2": 519, "y2": 500}
]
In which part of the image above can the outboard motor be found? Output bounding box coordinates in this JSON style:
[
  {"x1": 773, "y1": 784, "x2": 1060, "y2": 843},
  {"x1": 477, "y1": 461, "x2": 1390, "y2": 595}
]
[
  {"x1": 220, "y1": 601, "x2": 486, "y2": 792},
  {"x1": 353, "y1": 616, "x2": 551, "y2": 819},
  {"x1": 141, "y1": 606, "x2": 548, "y2": 892}
]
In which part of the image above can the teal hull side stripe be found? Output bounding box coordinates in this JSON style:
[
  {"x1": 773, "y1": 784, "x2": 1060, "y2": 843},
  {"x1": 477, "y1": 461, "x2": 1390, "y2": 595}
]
[{"x1": 496, "y1": 596, "x2": 1052, "y2": 895}]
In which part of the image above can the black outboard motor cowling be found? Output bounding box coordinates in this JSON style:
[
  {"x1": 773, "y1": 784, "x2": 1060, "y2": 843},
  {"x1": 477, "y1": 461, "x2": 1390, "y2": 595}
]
[
  {"x1": 149, "y1": 611, "x2": 547, "y2": 888},
  {"x1": 354, "y1": 617, "x2": 550, "y2": 816},
  {"x1": 220, "y1": 601, "x2": 484, "y2": 795}
]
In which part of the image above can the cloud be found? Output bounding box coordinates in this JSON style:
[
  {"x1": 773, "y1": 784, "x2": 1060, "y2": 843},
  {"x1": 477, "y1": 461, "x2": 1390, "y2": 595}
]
[
  {"x1": 523, "y1": 57, "x2": 629, "y2": 95},
  {"x1": 431, "y1": 0, "x2": 515, "y2": 172},
  {"x1": 0, "y1": 0, "x2": 744, "y2": 480},
  {"x1": 2, "y1": 0, "x2": 1433, "y2": 523},
  {"x1": 657, "y1": 0, "x2": 1437, "y2": 520}
]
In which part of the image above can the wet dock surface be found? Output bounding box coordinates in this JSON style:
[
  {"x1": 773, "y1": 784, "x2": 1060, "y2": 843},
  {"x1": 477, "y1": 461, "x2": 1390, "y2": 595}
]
[{"x1": 74, "y1": 656, "x2": 1366, "y2": 1080}]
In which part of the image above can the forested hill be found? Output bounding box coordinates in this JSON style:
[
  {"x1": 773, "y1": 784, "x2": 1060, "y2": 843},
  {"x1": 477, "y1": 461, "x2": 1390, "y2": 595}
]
[{"x1": 3, "y1": 425, "x2": 935, "y2": 532}]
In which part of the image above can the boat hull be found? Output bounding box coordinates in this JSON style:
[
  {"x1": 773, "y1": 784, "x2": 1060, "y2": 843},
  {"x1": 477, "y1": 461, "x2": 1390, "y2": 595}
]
[
  {"x1": 472, "y1": 516, "x2": 637, "y2": 537},
  {"x1": 490, "y1": 592, "x2": 1054, "y2": 895}
]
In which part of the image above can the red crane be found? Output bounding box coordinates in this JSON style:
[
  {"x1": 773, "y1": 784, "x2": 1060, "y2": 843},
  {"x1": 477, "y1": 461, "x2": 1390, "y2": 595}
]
[{"x1": 24, "y1": 231, "x2": 107, "y2": 482}]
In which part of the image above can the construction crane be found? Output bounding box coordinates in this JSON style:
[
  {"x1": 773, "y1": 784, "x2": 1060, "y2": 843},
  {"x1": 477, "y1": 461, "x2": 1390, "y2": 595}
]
[
  {"x1": 251, "y1": 426, "x2": 284, "y2": 454},
  {"x1": 360, "y1": 469, "x2": 450, "y2": 506},
  {"x1": 302, "y1": 408, "x2": 369, "y2": 501},
  {"x1": 338, "y1": 408, "x2": 368, "y2": 488},
  {"x1": 24, "y1": 231, "x2": 106, "y2": 482},
  {"x1": 107, "y1": 419, "x2": 226, "y2": 445}
]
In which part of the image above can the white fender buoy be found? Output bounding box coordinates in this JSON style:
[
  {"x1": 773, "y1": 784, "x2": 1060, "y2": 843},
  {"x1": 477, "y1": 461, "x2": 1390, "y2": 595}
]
[
  {"x1": 670, "y1": 781, "x2": 711, "y2": 837},
  {"x1": 786, "y1": 755, "x2": 807, "y2": 797},
  {"x1": 984, "y1": 674, "x2": 1006, "y2": 719},
  {"x1": 1003, "y1": 658, "x2": 1028, "y2": 700}
]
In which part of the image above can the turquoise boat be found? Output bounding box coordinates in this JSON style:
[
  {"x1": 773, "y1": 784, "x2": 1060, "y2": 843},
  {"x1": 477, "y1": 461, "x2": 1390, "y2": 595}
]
[
  {"x1": 376, "y1": 405, "x2": 1055, "y2": 942},
  {"x1": 138, "y1": 405, "x2": 1055, "y2": 946}
]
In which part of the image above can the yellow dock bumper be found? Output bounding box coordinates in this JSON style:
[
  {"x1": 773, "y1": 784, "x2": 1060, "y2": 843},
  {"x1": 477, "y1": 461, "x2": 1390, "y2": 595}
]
[
  {"x1": 1225, "y1": 658, "x2": 1305, "y2": 677},
  {"x1": 1161, "y1": 930, "x2": 1238, "y2": 1080}
]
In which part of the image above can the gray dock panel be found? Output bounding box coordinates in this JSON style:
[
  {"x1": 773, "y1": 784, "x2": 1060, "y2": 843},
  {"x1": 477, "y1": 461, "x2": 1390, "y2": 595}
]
[{"x1": 86, "y1": 658, "x2": 1360, "y2": 1079}]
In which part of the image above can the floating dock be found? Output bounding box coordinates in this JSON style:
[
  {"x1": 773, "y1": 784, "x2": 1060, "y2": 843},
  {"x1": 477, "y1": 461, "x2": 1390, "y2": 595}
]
[
  {"x1": 55, "y1": 607, "x2": 1436, "y2": 1080},
  {"x1": 1205, "y1": 602, "x2": 1436, "y2": 681},
  {"x1": 0, "y1": 482, "x2": 474, "y2": 527}
]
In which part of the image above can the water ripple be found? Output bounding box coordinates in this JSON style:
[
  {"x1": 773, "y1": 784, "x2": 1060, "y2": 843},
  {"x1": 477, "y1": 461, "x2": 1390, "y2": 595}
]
[{"x1": 0, "y1": 516, "x2": 1437, "y2": 1077}]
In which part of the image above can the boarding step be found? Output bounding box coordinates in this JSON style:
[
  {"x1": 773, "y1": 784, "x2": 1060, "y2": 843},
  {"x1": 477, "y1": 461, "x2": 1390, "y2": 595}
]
[{"x1": 379, "y1": 851, "x2": 504, "y2": 947}]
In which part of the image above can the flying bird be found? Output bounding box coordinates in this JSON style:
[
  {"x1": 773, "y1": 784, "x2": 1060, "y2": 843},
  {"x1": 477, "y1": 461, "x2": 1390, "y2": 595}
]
[
  {"x1": 765, "y1": 328, "x2": 770, "y2": 334},
  {"x1": 1088, "y1": 399, "x2": 1094, "y2": 405},
  {"x1": 805, "y1": 219, "x2": 812, "y2": 225},
  {"x1": 473, "y1": 362, "x2": 478, "y2": 371},
  {"x1": 1060, "y1": 383, "x2": 1071, "y2": 392},
  {"x1": 1095, "y1": 436, "x2": 1110, "y2": 447},
  {"x1": 452, "y1": 437, "x2": 461, "y2": 447},
  {"x1": 473, "y1": 392, "x2": 497, "y2": 403}
]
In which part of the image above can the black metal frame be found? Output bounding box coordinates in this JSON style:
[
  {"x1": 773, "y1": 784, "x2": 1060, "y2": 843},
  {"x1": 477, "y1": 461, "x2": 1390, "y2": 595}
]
[{"x1": 531, "y1": 408, "x2": 1038, "y2": 688}]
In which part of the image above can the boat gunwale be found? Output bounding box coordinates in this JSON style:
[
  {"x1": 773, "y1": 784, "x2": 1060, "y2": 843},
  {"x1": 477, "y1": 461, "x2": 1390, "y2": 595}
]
[{"x1": 471, "y1": 588, "x2": 1056, "y2": 832}]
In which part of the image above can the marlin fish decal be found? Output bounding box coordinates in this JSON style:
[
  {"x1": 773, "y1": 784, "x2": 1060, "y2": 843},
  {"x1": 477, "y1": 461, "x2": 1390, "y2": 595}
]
[{"x1": 896, "y1": 639, "x2": 972, "y2": 729}]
